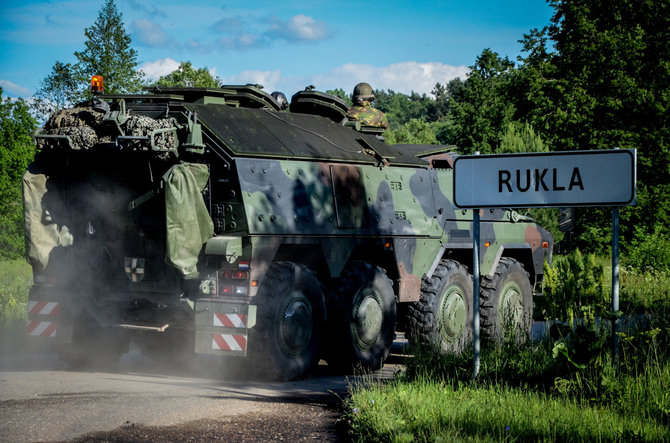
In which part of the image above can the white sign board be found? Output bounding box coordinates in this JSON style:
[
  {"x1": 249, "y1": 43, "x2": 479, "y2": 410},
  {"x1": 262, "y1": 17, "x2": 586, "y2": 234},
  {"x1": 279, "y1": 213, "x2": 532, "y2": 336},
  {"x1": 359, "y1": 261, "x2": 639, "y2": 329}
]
[{"x1": 453, "y1": 149, "x2": 636, "y2": 208}]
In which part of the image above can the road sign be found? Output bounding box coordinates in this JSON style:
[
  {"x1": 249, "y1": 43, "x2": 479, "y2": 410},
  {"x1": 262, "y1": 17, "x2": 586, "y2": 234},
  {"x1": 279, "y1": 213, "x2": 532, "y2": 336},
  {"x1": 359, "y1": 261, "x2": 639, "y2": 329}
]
[{"x1": 453, "y1": 149, "x2": 636, "y2": 208}]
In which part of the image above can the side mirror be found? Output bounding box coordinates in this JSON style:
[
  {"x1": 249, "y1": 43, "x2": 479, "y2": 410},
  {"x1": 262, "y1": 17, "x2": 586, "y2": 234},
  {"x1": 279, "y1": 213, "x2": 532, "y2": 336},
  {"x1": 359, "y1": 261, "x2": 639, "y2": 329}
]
[{"x1": 558, "y1": 207, "x2": 574, "y2": 232}]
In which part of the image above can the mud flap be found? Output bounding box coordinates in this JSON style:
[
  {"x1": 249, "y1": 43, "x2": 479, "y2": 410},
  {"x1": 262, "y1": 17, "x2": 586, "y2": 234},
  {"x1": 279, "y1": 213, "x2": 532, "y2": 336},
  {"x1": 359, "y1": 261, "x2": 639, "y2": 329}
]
[
  {"x1": 26, "y1": 287, "x2": 79, "y2": 344},
  {"x1": 194, "y1": 301, "x2": 256, "y2": 356}
]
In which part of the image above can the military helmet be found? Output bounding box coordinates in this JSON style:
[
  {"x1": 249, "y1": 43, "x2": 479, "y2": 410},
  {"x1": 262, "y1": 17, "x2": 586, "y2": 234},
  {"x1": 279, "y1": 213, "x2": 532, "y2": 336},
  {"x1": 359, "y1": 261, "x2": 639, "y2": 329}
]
[
  {"x1": 271, "y1": 91, "x2": 289, "y2": 110},
  {"x1": 353, "y1": 82, "x2": 374, "y2": 101}
]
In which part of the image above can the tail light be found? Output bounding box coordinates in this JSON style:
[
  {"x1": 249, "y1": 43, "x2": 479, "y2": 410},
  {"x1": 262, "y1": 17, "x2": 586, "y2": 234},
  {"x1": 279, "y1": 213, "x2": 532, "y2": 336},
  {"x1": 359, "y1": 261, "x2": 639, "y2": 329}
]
[{"x1": 218, "y1": 267, "x2": 250, "y2": 297}]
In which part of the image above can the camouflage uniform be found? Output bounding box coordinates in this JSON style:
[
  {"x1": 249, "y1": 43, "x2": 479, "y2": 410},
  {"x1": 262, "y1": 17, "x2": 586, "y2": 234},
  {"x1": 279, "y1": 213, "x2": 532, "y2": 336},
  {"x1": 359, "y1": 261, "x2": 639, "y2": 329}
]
[{"x1": 346, "y1": 100, "x2": 389, "y2": 129}]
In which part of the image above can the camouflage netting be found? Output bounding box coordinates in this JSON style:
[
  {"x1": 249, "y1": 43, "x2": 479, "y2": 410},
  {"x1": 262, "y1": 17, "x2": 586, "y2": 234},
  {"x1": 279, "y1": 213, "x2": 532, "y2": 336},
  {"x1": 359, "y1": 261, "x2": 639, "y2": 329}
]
[
  {"x1": 38, "y1": 107, "x2": 110, "y2": 150},
  {"x1": 38, "y1": 106, "x2": 178, "y2": 152},
  {"x1": 123, "y1": 115, "x2": 178, "y2": 151}
]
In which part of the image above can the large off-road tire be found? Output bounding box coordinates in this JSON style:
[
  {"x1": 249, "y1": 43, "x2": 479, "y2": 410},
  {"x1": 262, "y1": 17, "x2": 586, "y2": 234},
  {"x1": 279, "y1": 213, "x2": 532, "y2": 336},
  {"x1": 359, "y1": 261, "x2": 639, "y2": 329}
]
[
  {"x1": 248, "y1": 262, "x2": 326, "y2": 381},
  {"x1": 480, "y1": 257, "x2": 533, "y2": 344},
  {"x1": 325, "y1": 261, "x2": 396, "y2": 371},
  {"x1": 57, "y1": 313, "x2": 131, "y2": 369},
  {"x1": 404, "y1": 260, "x2": 473, "y2": 354}
]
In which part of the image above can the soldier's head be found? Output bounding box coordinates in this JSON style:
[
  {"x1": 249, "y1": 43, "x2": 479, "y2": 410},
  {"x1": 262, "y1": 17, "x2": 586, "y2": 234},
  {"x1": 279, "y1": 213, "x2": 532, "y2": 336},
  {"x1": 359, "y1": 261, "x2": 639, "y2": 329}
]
[{"x1": 353, "y1": 82, "x2": 375, "y2": 105}]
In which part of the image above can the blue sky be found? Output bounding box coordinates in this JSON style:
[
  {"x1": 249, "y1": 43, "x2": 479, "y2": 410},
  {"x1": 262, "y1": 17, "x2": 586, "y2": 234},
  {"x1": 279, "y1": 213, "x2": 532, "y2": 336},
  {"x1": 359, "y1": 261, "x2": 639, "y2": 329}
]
[{"x1": 0, "y1": 0, "x2": 554, "y2": 99}]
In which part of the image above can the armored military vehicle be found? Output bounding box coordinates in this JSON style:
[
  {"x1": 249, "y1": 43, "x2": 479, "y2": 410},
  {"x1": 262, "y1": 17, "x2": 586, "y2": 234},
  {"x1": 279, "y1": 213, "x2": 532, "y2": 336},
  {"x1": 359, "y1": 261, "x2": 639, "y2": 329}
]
[{"x1": 24, "y1": 81, "x2": 553, "y2": 380}]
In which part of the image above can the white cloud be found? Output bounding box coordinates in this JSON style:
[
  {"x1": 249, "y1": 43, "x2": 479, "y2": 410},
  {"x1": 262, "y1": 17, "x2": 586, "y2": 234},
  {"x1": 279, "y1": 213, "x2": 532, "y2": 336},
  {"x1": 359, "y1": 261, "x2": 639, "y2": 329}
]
[
  {"x1": 266, "y1": 14, "x2": 332, "y2": 43},
  {"x1": 139, "y1": 58, "x2": 181, "y2": 80},
  {"x1": 131, "y1": 19, "x2": 177, "y2": 48},
  {"x1": 311, "y1": 62, "x2": 469, "y2": 96},
  {"x1": 0, "y1": 79, "x2": 32, "y2": 97},
  {"x1": 216, "y1": 33, "x2": 266, "y2": 50},
  {"x1": 137, "y1": 60, "x2": 468, "y2": 97}
]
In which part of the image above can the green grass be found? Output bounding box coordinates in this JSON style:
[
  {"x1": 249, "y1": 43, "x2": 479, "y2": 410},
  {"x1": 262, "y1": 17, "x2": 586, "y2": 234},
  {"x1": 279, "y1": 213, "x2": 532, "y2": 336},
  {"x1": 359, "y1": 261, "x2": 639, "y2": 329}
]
[
  {"x1": 346, "y1": 378, "x2": 669, "y2": 442},
  {"x1": 346, "y1": 255, "x2": 670, "y2": 442},
  {"x1": 0, "y1": 259, "x2": 32, "y2": 329},
  {"x1": 620, "y1": 267, "x2": 670, "y2": 311}
]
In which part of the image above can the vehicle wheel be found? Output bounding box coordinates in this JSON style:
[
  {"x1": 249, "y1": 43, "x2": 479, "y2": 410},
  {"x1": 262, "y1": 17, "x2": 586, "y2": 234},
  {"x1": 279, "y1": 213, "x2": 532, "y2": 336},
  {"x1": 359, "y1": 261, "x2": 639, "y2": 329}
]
[
  {"x1": 57, "y1": 313, "x2": 131, "y2": 369},
  {"x1": 404, "y1": 260, "x2": 473, "y2": 354},
  {"x1": 248, "y1": 262, "x2": 326, "y2": 381},
  {"x1": 480, "y1": 257, "x2": 533, "y2": 344},
  {"x1": 326, "y1": 261, "x2": 396, "y2": 371}
]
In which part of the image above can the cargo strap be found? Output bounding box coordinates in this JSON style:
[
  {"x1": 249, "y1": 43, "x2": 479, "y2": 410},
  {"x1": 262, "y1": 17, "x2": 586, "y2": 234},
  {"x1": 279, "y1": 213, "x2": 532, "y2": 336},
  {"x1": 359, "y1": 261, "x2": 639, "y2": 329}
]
[{"x1": 127, "y1": 188, "x2": 157, "y2": 211}]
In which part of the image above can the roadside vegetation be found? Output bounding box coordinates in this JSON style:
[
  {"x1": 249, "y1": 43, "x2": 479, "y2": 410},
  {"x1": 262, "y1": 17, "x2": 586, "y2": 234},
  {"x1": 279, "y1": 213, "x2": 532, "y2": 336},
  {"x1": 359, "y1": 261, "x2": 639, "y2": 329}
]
[
  {"x1": 0, "y1": 259, "x2": 31, "y2": 330},
  {"x1": 344, "y1": 248, "x2": 670, "y2": 441}
]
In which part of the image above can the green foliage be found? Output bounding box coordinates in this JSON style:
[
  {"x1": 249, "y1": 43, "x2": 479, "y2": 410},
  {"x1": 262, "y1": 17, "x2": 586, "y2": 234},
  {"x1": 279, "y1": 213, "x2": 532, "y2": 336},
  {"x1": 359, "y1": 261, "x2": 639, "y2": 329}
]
[
  {"x1": 347, "y1": 353, "x2": 670, "y2": 441},
  {"x1": 0, "y1": 260, "x2": 31, "y2": 330},
  {"x1": 542, "y1": 250, "x2": 608, "y2": 321},
  {"x1": 619, "y1": 268, "x2": 670, "y2": 312},
  {"x1": 0, "y1": 89, "x2": 37, "y2": 260},
  {"x1": 515, "y1": 0, "x2": 670, "y2": 253},
  {"x1": 374, "y1": 89, "x2": 432, "y2": 130},
  {"x1": 154, "y1": 62, "x2": 220, "y2": 88},
  {"x1": 384, "y1": 119, "x2": 438, "y2": 145},
  {"x1": 499, "y1": 121, "x2": 547, "y2": 153},
  {"x1": 624, "y1": 226, "x2": 670, "y2": 272},
  {"x1": 448, "y1": 49, "x2": 517, "y2": 154},
  {"x1": 34, "y1": 61, "x2": 79, "y2": 113}
]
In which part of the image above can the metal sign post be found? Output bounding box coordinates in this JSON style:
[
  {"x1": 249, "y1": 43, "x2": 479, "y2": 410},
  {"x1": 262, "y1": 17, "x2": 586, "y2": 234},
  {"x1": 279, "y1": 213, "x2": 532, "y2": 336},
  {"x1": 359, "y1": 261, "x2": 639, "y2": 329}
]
[
  {"x1": 612, "y1": 208, "x2": 620, "y2": 364},
  {"x1": 472, "y1": 209, "x2": 480, "y2": 378}
]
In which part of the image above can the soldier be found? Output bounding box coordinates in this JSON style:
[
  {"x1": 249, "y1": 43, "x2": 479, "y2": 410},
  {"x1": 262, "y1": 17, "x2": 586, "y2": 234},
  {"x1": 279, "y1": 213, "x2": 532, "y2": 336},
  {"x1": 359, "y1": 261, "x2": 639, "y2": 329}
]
[
  {"x1": 271, "y1": 91, "x2": 289, "y2": 111},
  {"x1": 346, "y1": 82, "x2": 389, "y2": 129}
]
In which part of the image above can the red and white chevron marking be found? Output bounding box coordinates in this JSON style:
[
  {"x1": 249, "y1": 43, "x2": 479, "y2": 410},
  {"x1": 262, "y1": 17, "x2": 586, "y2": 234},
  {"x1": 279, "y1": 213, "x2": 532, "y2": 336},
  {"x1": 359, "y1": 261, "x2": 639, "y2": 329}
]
[
  {"x1": 28, "y1": 301, "x2": 59, "y2": 316},
  {"x1": 26, "y1": 321, "x2": 57, "y2": 337},
  {"x1": 213, "y1": 312, "x2": 247, "y2": 328},
  {"x1": 212, "y1": 333, "x2": 247, "y2": 352}
]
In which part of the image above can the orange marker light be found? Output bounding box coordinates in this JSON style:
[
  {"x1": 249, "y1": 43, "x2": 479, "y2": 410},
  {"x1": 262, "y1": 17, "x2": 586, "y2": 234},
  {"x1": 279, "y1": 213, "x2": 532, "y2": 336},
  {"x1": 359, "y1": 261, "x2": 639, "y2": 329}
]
[
  {"x1": 90, "y1": 75, "x2": 104, "y2": 94},
  {"x1": 484, "y1": 242, "x2": 490, "y2": 248},
  {"x1": 542, "y1": 241, "x2": 549, "y2": 249}
]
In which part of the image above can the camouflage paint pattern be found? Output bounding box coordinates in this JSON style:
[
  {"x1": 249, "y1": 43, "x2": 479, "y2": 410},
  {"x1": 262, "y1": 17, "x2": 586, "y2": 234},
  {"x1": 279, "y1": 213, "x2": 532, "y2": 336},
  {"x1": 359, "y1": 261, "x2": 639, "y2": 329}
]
[
  {"x1": 346, "y1": 101, "x2": 389, "y2": 129},
  {"x1": 231, "y1": 155, "x2": 551, "y2": 302},
  {"x1": 24, "y1": 87, "x2": 553, "y2": 360}
]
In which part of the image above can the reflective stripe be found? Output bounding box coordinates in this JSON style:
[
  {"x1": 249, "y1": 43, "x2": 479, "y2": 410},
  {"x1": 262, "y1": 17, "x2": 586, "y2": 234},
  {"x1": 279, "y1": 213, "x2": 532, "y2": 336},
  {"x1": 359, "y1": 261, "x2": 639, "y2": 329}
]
[
  {"x1": 28, "y1": 301, "x2": 59, "y2": 316},
  {"x1": 212, "y1": 334, "x2": 247, "y2": 351},
  {"x1": 26, "y1": 321, "x2": 57, "y2": 337},
  {"x1": 213, "y1": 312, "x2": 247, "y2": 328}
]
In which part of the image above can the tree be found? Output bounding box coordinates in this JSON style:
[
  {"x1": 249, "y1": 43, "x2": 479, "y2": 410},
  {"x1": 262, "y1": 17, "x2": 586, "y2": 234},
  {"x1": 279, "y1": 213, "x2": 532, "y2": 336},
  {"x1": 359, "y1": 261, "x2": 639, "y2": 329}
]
[
  {"x1": 34, "y1": 61, "x2": 79, "y2": 112},
  {"x1": 448, "y1": 49, "x2": 517, "y2": 154},
  {"x1": 499, "y1": 121, "x2": 547, "y2": 153},
  {"x1": 516, "y1": 0, "x2": 670, "y2": 252},
  {"x1": 74, "y1": 0, "x2": 145, "y2": 95},
  {"x1": 384, "y1": 119, "x2": 439, "y2": 145},
  {"x1": 0, "y1": 88, "x2": 37, "y2": 259},
  {"x1": 38, "y1": 0, "x2": 145, "y2": 106},
  {"x1": 374, "y1": 90, "x2": 432, "y2": 129},
  {"x1": 155, "y1": 62, "x2": 221, "y2": 88}
]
